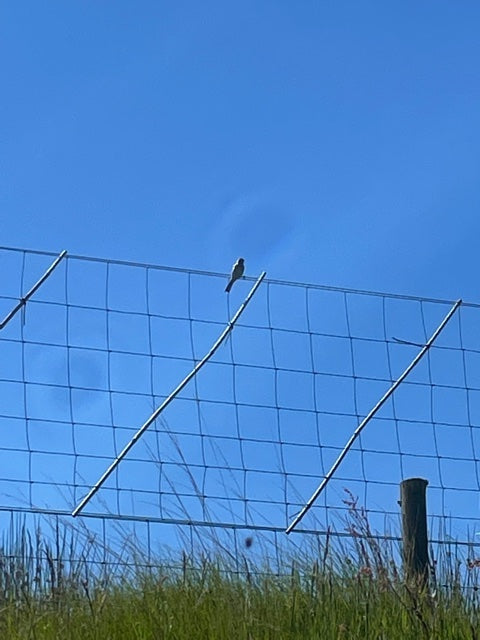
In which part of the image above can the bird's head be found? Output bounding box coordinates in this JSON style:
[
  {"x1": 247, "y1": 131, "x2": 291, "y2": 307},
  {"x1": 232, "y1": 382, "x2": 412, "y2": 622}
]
[{"x1": 238, "y1": 258, "x2": 244, "y2": 264}]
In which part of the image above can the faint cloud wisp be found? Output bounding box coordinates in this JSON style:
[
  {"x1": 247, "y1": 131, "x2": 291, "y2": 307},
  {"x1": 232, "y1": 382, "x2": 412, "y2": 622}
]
[{"x1": 210, "y1": 193, "x2": 305, "y2": 279}]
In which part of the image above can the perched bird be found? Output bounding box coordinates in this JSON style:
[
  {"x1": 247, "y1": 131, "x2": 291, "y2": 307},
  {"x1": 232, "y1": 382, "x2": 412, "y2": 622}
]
[{"x1": 225, "y1": 258, "x2": 245, "y2": 292}]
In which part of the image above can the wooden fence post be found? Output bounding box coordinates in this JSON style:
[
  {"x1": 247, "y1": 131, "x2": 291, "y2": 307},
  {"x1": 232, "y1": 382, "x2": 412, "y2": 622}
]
[{"x1": 400, "y1": 477, "x2": 429, "y2": 585}]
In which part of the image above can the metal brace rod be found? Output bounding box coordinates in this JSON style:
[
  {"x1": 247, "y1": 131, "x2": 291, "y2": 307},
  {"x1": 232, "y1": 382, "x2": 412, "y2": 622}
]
[
  {"x1": 0, "y1": 249, "x2": 68, "y2": 330},
  {"x1": 72, "y1": 270, "x2": 267, "y2": 517},
  {"x1": 286, "y1": 298, "x2": 462, "y2": 535}
]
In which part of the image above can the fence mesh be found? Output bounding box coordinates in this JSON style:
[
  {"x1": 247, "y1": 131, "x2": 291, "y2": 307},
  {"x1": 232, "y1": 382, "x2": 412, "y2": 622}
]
[{"x1": 0, "y1": 246, "x2": 480, "y2": 569}]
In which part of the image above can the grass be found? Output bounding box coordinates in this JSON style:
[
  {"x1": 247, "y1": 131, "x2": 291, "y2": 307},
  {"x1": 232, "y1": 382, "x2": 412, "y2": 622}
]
[
  {"x1": 1, "y1": 550, "x2": 479, "y2": 640},
  {"x1": 0, "y1": 498, "x2": 479, "y2": 639}
]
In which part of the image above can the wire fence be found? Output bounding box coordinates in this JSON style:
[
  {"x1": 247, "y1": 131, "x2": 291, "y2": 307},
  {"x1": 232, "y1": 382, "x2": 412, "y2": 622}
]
[{"x1": 1, "y1": 245, "x2": 480, "y2": 573}]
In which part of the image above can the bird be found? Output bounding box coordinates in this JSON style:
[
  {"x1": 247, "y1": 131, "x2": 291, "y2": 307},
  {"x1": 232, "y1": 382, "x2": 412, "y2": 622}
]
[{"x1": 225, "y1": 258, "x2": 245, "y2": 292}]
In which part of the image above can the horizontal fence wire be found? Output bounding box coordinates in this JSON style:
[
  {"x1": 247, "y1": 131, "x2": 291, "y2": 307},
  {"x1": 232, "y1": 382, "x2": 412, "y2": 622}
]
[{"x1": 1, "y1": 246, "x2": 480, "y2": 576}]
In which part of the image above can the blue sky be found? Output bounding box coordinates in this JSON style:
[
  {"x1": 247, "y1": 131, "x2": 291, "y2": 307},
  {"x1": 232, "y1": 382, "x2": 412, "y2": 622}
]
[
  {"x1": 2, "y1": 3, "x2": 480, "y2": 560},
  {"x1": 2, "y1": 2, "x2": 480, "y2": 300}
]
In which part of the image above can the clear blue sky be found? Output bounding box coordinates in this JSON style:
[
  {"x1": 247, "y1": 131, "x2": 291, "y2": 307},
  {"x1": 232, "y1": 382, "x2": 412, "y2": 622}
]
[
  {"x1": 2, "y1": 3, "x2": 480, "y2": 559},
  {"x1": 2, "y1": 1, "x2": 480, "y2": 300}
]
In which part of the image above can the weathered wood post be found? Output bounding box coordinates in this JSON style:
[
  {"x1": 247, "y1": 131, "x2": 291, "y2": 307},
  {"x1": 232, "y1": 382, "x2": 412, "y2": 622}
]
[{"x1": 400, "y1": 477, "x2": 429, "y2": 585}]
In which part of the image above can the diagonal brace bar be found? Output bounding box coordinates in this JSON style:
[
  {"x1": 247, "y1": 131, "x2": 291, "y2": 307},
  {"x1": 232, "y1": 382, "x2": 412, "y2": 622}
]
[
  {"x1": 0, "y1": 250, "x2": 68, "y2": 330},
  {"x1": 72, "y1": 270, "x2": 267, "y2": 517},
  {"x1": 286, "y1": 298, "x2": 462, "y2": 535}
]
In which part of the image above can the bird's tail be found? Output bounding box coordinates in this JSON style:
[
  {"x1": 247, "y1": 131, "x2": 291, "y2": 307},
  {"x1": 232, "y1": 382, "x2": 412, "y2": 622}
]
[{"x1": 225, "y1": 280, "x2": 233, "y2": 293}]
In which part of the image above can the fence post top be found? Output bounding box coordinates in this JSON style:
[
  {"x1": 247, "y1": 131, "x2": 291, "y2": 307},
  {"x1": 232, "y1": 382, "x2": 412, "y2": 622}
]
[{"x1": 400, "y1": 477, "x2": 429, "y2": 487}]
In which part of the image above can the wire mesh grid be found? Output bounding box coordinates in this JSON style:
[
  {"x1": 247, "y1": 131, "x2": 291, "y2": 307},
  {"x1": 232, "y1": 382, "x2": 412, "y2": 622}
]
[{"x1": 0, "y1": 246, "x2": 480, "y2": 566}]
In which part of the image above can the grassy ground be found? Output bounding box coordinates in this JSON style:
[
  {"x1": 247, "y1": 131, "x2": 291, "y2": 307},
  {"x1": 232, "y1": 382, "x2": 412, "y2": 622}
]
[
  {"x1": 0, "y1": 505, "x2": 479, "y2": 639},
  {"x1": 1, "y1": 558, "x2": 479, "y2": 640}
]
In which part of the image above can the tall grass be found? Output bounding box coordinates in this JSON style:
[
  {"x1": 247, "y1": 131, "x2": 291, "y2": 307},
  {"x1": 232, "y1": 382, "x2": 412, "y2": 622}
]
[{"x1": 0, "y1": 500, "x2": 479, "y2": 639}]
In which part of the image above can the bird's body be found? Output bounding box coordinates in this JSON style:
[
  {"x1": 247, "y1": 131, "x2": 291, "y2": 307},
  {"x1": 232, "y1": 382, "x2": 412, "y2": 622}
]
[{"x1": 225, "y1": 258, "x2": 245, "y2": 292}]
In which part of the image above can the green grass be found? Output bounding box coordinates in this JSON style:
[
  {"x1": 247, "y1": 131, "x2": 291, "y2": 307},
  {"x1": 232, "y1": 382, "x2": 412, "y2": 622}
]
[
  {"x1": 1, "y1": 555, "x2": 479, "y2": 640},
  {"x1": 0, "y1": 507, "x2": 479, "y2": 639}
]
